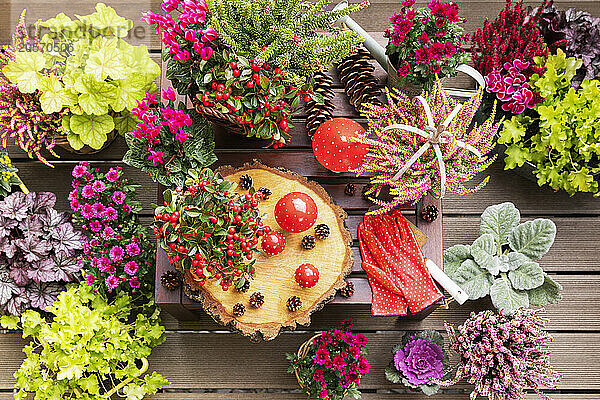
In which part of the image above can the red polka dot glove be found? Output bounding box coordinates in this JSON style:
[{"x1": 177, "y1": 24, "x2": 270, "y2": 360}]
[{"x1": 359, "y1": 210, "x2": 443, "y2": 316}]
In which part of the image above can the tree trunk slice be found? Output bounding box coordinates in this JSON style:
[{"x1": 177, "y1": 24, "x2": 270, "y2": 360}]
[{"x1": 182, "y1": 161, "x2": 354, "y2": 340}]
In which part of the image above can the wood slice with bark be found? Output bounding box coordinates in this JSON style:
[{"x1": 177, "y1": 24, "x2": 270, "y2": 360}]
[{"x1": 183, "y1": 161, "x2": 353, "y2": 340}]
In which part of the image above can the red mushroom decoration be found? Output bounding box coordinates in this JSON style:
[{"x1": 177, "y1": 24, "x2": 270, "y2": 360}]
[
  {"x1": 312, "y1": 117, "x2": 369, "y2": 173},
  {"x1": 274, "y1": 192, "x2": 318, "y2": 233},
  {"x1": 295, "y1": 263, "x2": 320, "y2": 288},
  {"x1": 261, "y1": 230, "x2": 286, "y2": 255}
]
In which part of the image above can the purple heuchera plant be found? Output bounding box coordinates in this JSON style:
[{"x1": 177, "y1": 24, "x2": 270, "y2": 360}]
[
  {"x1": 485, "y1": 59, "x2": 543, "y2": 114},
  {"x1": 0, "y1": 192, "x2": 84, "y2": 315},
  {"x1": 394, "y1": 337, "x2": 444, "y2": 385}
]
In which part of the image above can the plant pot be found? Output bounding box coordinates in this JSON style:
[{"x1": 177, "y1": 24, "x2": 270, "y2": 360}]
[
  {"x1": 191, "y1": 92, "x2": 248, "y2": 137},
  {"x1": 53, "y1": 130, "x2": 118, "y2": 155}
]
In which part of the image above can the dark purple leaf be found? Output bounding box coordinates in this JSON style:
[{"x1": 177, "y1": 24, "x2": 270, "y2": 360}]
[
  {"x1": 26, "y1": 192, "x2": 57, "y2": 214},
  {"x1": 0, "y1": 192, "x2": 29, "y2": 221},
  {"x1": 15, "y1": 237, "x2": 51, "y2": 263},
  {"x1": 52, "y1": 253, "x2": 82, "y2": 281},
  {"x1": 0, "y1": 269, "x2": 18, "y2": 306},
  {"x1": 27, "y1": 259, "x2": 56, "y2": 283},
  {"x1": 0, "y1": 217, "x2": 18, "y2": 239},
  {"x1": 51, "y1": 224, "x2": 85, "y2": 257},
  {"x1": 5, "y1": 291, "x2": 28, "y2": 316},
  {"x1": 9, "y1": 263, "x2": 30, "y2": 286},
  {"x1": 19, "y1": 215, "x2": 44, "y2": 237},
  {"x1": 0, "y1": 238, "x2": 18, "y2": 259},
  {"x1": 26, "y1": 282, "x2": 63, "y2": 311}
]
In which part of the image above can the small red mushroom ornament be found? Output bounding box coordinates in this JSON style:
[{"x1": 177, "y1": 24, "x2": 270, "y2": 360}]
[
  {"x1": 274, "y1": 192, "x2": 318, "y2": 233},
  {"x1": 295, "y1": 263, "x2": 320, "y2": 288},
  {"x1": 261, "y1": 231, "x2": 286, "y2": 255},
  {"x1": 312, "y1": 117, "x2": 369, "y2": 173}
]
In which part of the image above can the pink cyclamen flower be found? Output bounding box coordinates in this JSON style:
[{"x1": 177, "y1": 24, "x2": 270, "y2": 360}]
[
  {"x1": 124, "y1": 261, "x2": 139, "y2": 275},
  {"x1": 162, "y1": 87, "x2": 177, "y2": 102},
  {"x1": 105, "y1": 275, "x2": 119, "y2": 290},
  {"x1": 149, "y1": 150, "x2": 164, "y2": 165},
  {"x1": 199, "y1": 46, "x2": 213, "y2": 60}
]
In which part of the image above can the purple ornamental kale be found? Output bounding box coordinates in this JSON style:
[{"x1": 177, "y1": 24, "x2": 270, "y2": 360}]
[
  {"x1": 394, "y1": 337, "x2": 444, "y2": 385},
  {"x1": 0, "y1": 191, "x2": 85, "y2": 315}
]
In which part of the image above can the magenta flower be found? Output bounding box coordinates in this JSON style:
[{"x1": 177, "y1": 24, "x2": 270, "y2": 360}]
[
  {"x1": 69, "y1": 200, "x2": 81, "y2": 211},
  {"x1": 81, "y1": 185, "x2": 94, "y2": 199},
  {"x1": 394, "y1": 337, "x2": 443, "y2": 385},
  {"x1": 72, "y1": 164, "x2": 87, "y2": 178},
  {"x1": 401, "y1": 0, "x2": 415, "y2": 6},
  {"x1": 126, "y1": 242, "x2": 140, "y2": 257},
  {"x1": 92, "y1": 202, "x2": 106, "y2": 217},
  {"x1": 85, "y1": 274, "x2": 95, "y2": 285},
  {"x1": 162, "y1": 87, "x2": 177, "y2": 102},
  {"x1": 105, "y1": 275, "x2": 119, "y2": 290},
  {"x1": 103, "y1": 207, "x2": 118, "y2": 221},
  {"x1": 89, "y1": 220, "x2": 102, "y2": 233},
  {"x1": 105, "y1": 169, "x2": 120, "y2": 182},
  {"x1": 109, "y1": 246, "x2": 124, "y2": 262},
  {"x1": 124, "y1": 261, "x2": 139, "y2": 275},
  {"x1": 149, "y1": 150, "x2": 164, "y2": 165},
  {"x1": 130, "y1": 277, "x2": 141, "y2": 288},
  {"x1": 91, "y1": 180, "x2": 106, "y2": 193},
  {"x1": 102, "y1": 226, "x2": 115, "y2": 240},
  {"x1": 81, "y1": 203, "x2": 94, "y2": 219},
  {"x1": 112, "y1": 191, "x2": 126, "y2": 205}
]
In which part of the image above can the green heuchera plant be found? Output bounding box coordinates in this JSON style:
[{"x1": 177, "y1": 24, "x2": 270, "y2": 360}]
[
  {"x1": 0, "y1": 149, "x2": 24, "y2": 197},
  {"x1": 2, "y1": 4, "x2": 160, "y2": 151},
  {"x1": 0, "y1": 283, "x2": 168, "y2": 400},
  {"x1": 499, "y1": 49, "x2": 600, "y2": 195},
  {"x1": 444, "y1": 202, "x2": 562, "y2": 315}
]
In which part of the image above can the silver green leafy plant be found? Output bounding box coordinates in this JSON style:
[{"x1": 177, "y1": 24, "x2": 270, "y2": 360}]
[
  {"x1": 444, "y1": 202, "x2": 561, "y2": 315},
  {"x1": 2, "y1": 4, "x2": 160, "y2": 153}
]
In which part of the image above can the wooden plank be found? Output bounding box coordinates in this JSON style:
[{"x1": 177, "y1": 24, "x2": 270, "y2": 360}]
[
  {"x1": 161, "y1": 275, "x2": 600, "y2": 332},
  {"x1": 0, "y1": 332, "x2": 597, "y2": 390},
  {"x1": 3, "y1": 0, "x2": 162, "y2": 48},
  {"x1": 147, "y1": 394, "x2": 600, "y2": 400}
]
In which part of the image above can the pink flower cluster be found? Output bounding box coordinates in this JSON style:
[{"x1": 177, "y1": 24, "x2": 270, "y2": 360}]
[
  {"x1": 428, "y1": 0, "x2": 459, "y2": 23},
  {"x1": 70, "y1": 162, "x2": 153, "y2": 294},
  {"x1": 142, "y1": 0, "x2": 216, "y2": 61},
  {"x1": 485, "y1": 59, "x2": 542, "y2": 114},
  {"x1": 132, "y1": 88, "x2": 193, "y2": 165}
]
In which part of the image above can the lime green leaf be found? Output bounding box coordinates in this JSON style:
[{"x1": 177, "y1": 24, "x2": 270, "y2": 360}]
[
  {"x1": 74, "y1": 74, "x2": 117, "y2": 115},
  {"x1": 111, "y1": 74, "x2": 148, "y2": 112},
  {"x1": 77, "y1": 3, "x2": 132, "y2": 37},
  {"x1": 66, "y1": 133, "x2": 85, "y2": 150},
  {"x1": 503, "y1": 144, "x2": 530, "y2": 169},
  {"x1": 114, "y1": 110, "x2": 140, "y2": 135},
  {"x1": 0, "y1": 315, "x2": 20, "y2": 330},
  {"x1": 39, "y1": 76, "x2": 77, "y2": 113},
  {"x1": 86, "y1": 45, "x2": 128, "y2": 80},
  {"x1": 128, "y1": 45, "x2": 161, "y2": 79},
  {"x1": 69, "y1": 114, "x2": 114, "y2": 149},
  {"x1": 2, "y1": 52, "x2": 47, "y2": 93}
]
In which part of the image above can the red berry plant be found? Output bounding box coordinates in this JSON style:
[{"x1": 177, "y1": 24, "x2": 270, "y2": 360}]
[
  {"x1": 69, "y1": 162, "x2": 155, "y2": 295},
  {"x1": 384, "y1": 0, "x2": 470, "y2": 90},
  {"x1": 287, "y1": 320, "x2": 370, "y2": 400},
  {"x1": 153, "y1": 168, "x2": 266, "y2": 292},
  {"x1": 436, "y1": 309, "x2": 560, "y2": 400},
  {"x1": 143, "y1": 0, "x2": 367, "y2": 144},
  {"x1": 471, "y1": 0, "x2": 549, "y2": 114}
]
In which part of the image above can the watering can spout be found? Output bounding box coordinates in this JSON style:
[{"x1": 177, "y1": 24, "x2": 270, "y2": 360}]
[{"x1": 333, "y1": 0, "x2": 387, "y2": 69}]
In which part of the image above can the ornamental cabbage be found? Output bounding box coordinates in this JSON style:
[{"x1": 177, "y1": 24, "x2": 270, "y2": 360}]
[
  {"x1": 499, "y1": 49, "x2": 600, "y2": 195},
  {"x1": 2, "y1": 4, "x2": 160, "y2": 151}
]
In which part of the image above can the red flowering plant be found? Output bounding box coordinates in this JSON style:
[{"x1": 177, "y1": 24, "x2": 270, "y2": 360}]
[
  {"x1": 287, "y1": 320, "x2": 370, "y2": 400},
  {"x1": 123, "y1": 88, "x2": 216, "y2": 188},
  {"x1": 384, "y1": 0, "x2": 470, "y2": 91},
  {"x1": 153, "y1": 168, "x2": 266, "y2": 292},
  {"x1": 472, "y1": 0, "x2": 549, "y2": 116},
  {"x1": 143, "y1": 0, "x2": 366, "y2": 144},
  {"x1": 69, "y1": 162, "x2": 155, "y2": 295}
]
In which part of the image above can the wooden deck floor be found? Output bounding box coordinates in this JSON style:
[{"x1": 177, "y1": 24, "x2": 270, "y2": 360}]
[{"x1": 1, "y1": 1, "x2": 600, "y2": 399}]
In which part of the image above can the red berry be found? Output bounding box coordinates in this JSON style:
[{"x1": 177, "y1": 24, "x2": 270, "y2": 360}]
[
  {"x1": 278, "y1": 120, "x2": 289, "y2": 133},
  {"x1": 195, "y1": 266, "x2": 204, "y2": 275},
  {"x1": 229, "y1": 61, "x2": 238, "y2": 69},
  {"x1": 211, "y1": 82, "x2": 217, "y2": 89},
  {"x1": 210, "y1": 216, "x2": 218, "y2": 224},
  {"x1": 170, "y1": 214, "x2": 178, "y2": 222},
  {"x1": 162, "y1": 214, "x2": 170, "y2": 222},
  {"x1": 274, "y1": 67, "x2": 282, "y2": 75},
  {"x1": 177, "y1": 246, "x2": 186, "y2": 253},
  {"x1": 246, "y1": 81, "x2": 254, "y2": 89},
  {"x1": 261, "y1": 231, "x2": 286, "y2": 255},
  {"x1": 303, "y1": 94, "x2": 311, "y2": 102},
  {"x1": 294, "y1": 263, "x2": 320, "y2": 288},
  {"x1": 217, "y1": 83, "x2": 225, "y2": 92},
  {"x1": 233, "y1": 69, "x2": 241, "y2": 77},
  {"x1": 169, "y1": 242, "x2": 177, "y2": 250}
]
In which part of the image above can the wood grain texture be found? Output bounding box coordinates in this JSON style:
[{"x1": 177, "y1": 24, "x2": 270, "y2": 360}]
[{"x1": 146, "y1": 394, "x2": 600, "y2": 400}]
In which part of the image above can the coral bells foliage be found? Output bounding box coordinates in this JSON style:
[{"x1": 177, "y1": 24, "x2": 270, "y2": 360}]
[
  {"x1": 384, "y1": 0, "x2": 470, "y2": 89},
  {"x1": 355, "y1": 83, "x2": 499, "y2": 211},
  {"x1": 0, "y1": 192, "x2": 84, "y2": 315},
  {"x1": 485, "y1": 59, "x2": 544, "y2": 114},
  {"x1": 69, "y1": 162, "x2": 154, "y2": 295},
  {"x1": 0, "y1": 13, "x2": 66, "y2": 166},
  {"x1": 471, "y1": 0, "x2": 548, "y2": 77},
  {"x1": 287, "y1": 321, "x2": 370, "y2": 400},
  {"x1": 153, "y1": 168, "x2": 266, "y2": 292},
  {"x1": 437, "y1": 309, "x2": 560, "y2": 400},
  {"x1": 123, "y1": 89, "x2": 216, "y2": 187}
]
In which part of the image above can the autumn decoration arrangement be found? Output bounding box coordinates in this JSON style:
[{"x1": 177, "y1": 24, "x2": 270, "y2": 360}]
[{"x1": 5, "y1": 0, "x2": 598, "y2": 398}]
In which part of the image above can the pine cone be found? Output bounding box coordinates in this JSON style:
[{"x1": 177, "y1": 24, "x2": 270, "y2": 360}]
[
  {"x1": 237, "y1": 280, "x2": 250, "y2": 293},
  {"x1": 233, "y1": 303, "x2": 245, "y2": 317},
  {"x1": 257, "y1": 187, "x2": 272, "y2": 201},
  {"x1": 301, "y1": 235, "x2": 316, "y2": 250},
  {"x1": 239, "y1": 174, "x2": 253, "y2": 190},
  {"x1": 306, "y1": 70, "x2": 335, "y2": 138},
  {"x1": 337, "y1": 47, "x2": 383, "y2": 112},
  {"x1": 315, "y1": 223, "x2": 330, "y2": 240},
  {"x1": 421, "y1": 205, "x2": 439, "y2": 222},
  {"x1": 338, "y1": 281, "x2": 355, "y2": 298},
  {"x1": 344, "y1": 183, "x2": 356, "y2": 196},
  {"x1": 287, "y1": 296, "x2": 302, "y2": 312},
  {"x1": 161, "y1": 270, "x2": 181, "y2": 290},
  {"x1": 249, "y1": 292, "x2": 264, "y2": 308}
]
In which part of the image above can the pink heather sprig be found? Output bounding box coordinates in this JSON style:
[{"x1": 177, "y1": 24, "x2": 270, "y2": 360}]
[
  {"x1": 354, "y1": 81, "x2": 499, "y2": 213},
  {"x1": 0, "y1": 13, "x2": 67, "y2": 167},
  {"x1": 485, "y1": 59, "x2": 544, "y2": 114},
  {"x1": 436, "y1": 308, "x2": 560, "y2": 400},
  {"x1": 142, "y1": 0, "x2": 216, "y2": 61},
  {"x1": 70, "y1": 162, "x2": 154, "y2": 295}
]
